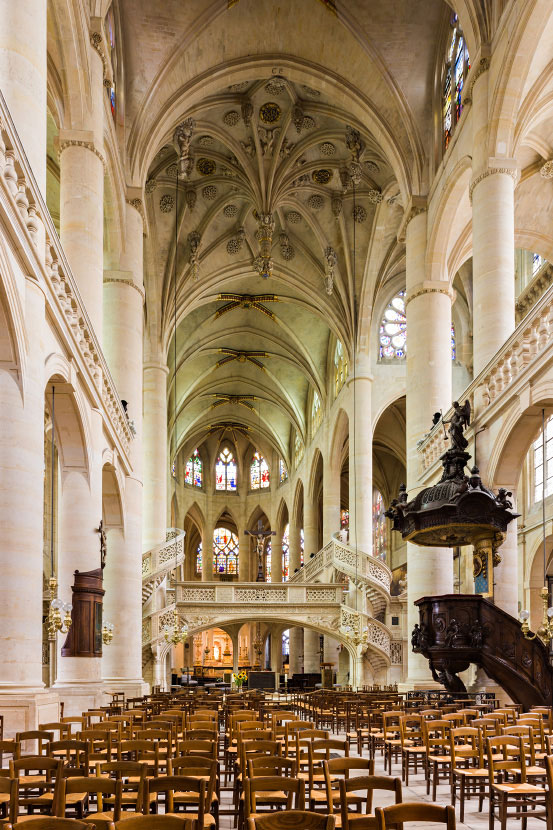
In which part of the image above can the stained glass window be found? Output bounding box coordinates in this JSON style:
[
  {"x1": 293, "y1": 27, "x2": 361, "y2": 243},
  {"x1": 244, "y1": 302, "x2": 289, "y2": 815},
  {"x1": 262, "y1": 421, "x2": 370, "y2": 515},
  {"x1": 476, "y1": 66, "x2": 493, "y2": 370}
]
[
  {"x1": 282, "y1": 524, "x2": 290, "y2": 581},
  {"x1": 451, "y1": 323, "x2": 456, "y2": 361},
  {"x1": 311, "y1": 392, "x2": 322, "y2": 435},
  {"x1": 300, "y1": 528, "x2": 304, "y2": 566},
  {"x1": 213, "y1": 527, "x2": 239, "y2": 575},
  {"x1": 185, "y1": 449, "x2": 203, "y2": 487},
  {"x1": 104, "y1": 6, "x2": 117, "y2": 120},
  {"x1": 372, "y1": 490, "x2": 387, "y2": 562},
  {"x1": 279, "y1": 459, "x2": 288, "y2": 484},
  {"x1": 334, "y1": 340, "x2": 348, "y2": 397},
  {"x1": 196, "y1": 542, "x2": 202, "y2": 575},
  {"x1": 534, "y1": 417, "x2": 553, "y2": 502},
  {"x1": 282, "y1": 629, "x2": 290, "y2": 658},
  {"x1": 171, "y1": 459, "x2": 177, "y2": 479},
  {"x1": 379, "y1": 291, "x2": 406, "y2": 360},
  {"x1": 340, "y1": 509, "x2": 349, "y2": 530},
  {"x1": 265, "y1": 539, "x2": 271, "y2": 583},
  {"x1": 250, "y1": 452, "x2": 270, "y2": 489},
  {"x1": 443, "y1": 14, "x2": 470, "y2": 150},
  {"x1": 215, "y1": 447, "x2": 237, "y2": 491},
  {"x1": 533, "y1": 253, "x2": 545, "y2": 276},
  {"x1": 294, "y1": 433, "x2": 304, "y2": 468}
]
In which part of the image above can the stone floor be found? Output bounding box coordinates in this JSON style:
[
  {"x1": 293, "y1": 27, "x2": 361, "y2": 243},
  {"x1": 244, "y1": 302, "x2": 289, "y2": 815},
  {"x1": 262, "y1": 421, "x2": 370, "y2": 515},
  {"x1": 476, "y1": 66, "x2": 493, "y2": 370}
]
[{"x1": 217, "y1": 732, "x2": 547, "y2": 829}]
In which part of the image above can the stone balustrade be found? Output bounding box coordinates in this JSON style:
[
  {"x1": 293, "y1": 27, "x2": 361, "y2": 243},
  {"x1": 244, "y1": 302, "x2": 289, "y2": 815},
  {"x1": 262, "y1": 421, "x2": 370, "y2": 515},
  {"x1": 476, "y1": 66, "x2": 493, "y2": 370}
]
[
  {"x1": 142, "y1": 528, "x2": 185, "y2": 602},
  {"x1": 290, "y1": 539, "x2": 392, "y2": 596},
  {"x1": 0, "y1": 92, "x2": 132, "y2": 459},
  {"x1": 419, "y1": 281, "x2": 553, "y2": 474}
]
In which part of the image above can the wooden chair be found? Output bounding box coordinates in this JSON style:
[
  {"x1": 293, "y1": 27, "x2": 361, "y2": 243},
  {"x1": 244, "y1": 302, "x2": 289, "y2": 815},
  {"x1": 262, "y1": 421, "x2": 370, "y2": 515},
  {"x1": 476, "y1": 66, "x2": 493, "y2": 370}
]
[
  {"x1": 375, "y1": 802, "x2": 455, "y2": 829},
  {"x1": 0, "y1": 778, "x2": 17, "y2": 824},
  {"x1": 423, "y1": 719, "x2": 451, "y2": 799},
  {"x1": 307, "y1": 740, "x2": 349, "y2": 811},
  {"x1": 15, "y1": 732, "x2": 54, "y2": 757},
  {"x1": 339, "y1": 775, "x2": 402, "y2": 829},
  {"x1": 116, "y1": 740, "x2": 160, "y2": 778},
  {"x1": 323, "y1": 758, "x2": 374, "y2": 817},
  {"x1": 57, "y1": 776, "x2": 122, "y2": 829},
  {"x1": 60, "y1": 718, "x2": 87, "y2": 737},
  {"x1": 167, "y1": 757, "x2": 218, "y2": 829},
  {"x1": 176, "y1": 740, "x2": 217, "y2": 760},
  {"x1": 449, "y1": 727, "x2": 487, "y2": 823},
  {"x1": 399, "y1": 715, "x2": 425, "y2": 785},
  {"x1": 243, "y1": 776, "x2": 304, "y2": 828},
  {"x1": 144, "y1": 775, "x2": 214, "y2": 829},
  {"x1": 246, "y1": 811, "x2": 335, "y2": 830},
  {"x1": 13, "y1": 820, "x2": 100, "y2": 830},
  {"x1": 77, "y1": 731, "x2": 112, "y2": 770},
  {"x1": 486, "y1": 735, "x2": 547, "y2": 830},
  {"x1": 39, "y1": 725, "x2": 71, "y2": 744},
  {"x1": 96, "y1": 760, "x2": 147, "y2": 815},
  {"x1": 0, "y1": 743, "x2": 19, "y2": 778},
  {"x1": 10, "y1": 757, "x2": 62, "y2": 818},
  {"x1": 381, "y1": 712, "x2": 403, "y2": 775}
]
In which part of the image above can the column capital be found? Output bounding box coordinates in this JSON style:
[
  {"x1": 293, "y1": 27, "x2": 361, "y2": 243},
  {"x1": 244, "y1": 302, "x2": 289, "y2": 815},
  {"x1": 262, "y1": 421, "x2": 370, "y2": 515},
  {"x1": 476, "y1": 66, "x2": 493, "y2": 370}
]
[
  {"x1": 57, "y1": 129, "x2": 106, "y2": 169},
  {"x1": 89, "y1": 17, "x2": 113, "y2": 88},
  {"x1": 144, "y1": 361, "x2": 169, "y2": 375},
  {"x1": 469, "y1": 158, "x2": 518, "y2": 203},
  {"x1": 405, "y1": 280, "x2": 454, "y2": 307},
  {"x1": 103, "y1": 271, "x2": 145, "y2": 301},
  {"x1": 397, "y1": 195, "x2": 427, "y2": 243}
]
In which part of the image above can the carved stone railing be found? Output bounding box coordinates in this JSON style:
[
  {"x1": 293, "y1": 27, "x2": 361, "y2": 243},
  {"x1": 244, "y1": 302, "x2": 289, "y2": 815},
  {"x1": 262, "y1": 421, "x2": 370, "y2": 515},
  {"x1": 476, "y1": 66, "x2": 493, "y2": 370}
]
[
  {"x1": 142, "y1": 528, "x2": 185, "y2": 602},
  {"x1": 0, "y1": 92, "x2": 132, "y2": 459},
  {"x1": 516, "y1": 262, "x2": 553, "y2": 323},
  {"x1": 290, "y1": 540, "x2": 392, "y2": 615},
  {"x1": 418, "y1": 280, "x2": 553, "y2": 474}
]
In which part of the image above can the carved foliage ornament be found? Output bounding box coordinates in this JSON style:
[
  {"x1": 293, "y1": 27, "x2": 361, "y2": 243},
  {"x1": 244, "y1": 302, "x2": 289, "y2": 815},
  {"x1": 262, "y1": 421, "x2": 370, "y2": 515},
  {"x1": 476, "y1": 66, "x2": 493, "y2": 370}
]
[{"x1": 259, "y1": 102, "x2": 281, "y2": 124}]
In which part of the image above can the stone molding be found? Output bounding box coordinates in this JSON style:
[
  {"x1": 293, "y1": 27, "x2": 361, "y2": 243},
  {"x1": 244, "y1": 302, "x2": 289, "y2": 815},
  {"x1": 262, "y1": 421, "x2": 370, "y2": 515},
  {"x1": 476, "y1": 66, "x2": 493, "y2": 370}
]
[
  {"x1": 462, "y1": 57, "x2": 490, "y2": 106},
  {"x1": 126, "y1": 197, "x2": 145, "y2": 223},
  {"x1": 540, "y1": 160, "x2": 553, "y2": 180},
  {"x1": 89, "y1": 22, "x2": 113, "y2": 87},
  {"x1": 103, "y1": 275, "x2": 145, "y2": 301},
  {"x1": 405, "y1": 281, "x2": 453, "y2": 307},
  {"x1": 58, "y1": 139, "x2": 106, "y2": 170},
  {"x1": 469, "y1": 165, "x2": 518, "y2": 203},
  {"x1": 396, "y1": 195, "x2": 427, "y2": 242}
]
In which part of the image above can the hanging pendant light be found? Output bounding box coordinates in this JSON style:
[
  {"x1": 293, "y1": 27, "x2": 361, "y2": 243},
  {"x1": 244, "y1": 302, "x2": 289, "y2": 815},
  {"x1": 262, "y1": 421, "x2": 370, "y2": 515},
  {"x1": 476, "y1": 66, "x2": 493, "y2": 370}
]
[{"x1": 47, "y1": 385, "x2": 73, "y2": 637}]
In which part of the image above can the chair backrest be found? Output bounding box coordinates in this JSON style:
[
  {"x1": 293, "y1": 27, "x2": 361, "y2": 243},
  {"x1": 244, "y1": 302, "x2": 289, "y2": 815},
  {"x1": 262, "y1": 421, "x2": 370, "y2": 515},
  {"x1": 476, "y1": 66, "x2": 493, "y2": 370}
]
[
  {"x1": 183, "y1": 728, "x2": 217, "y2": 742},
  {"x1": 284, "y1": 721, "x2": 314, "y2": 755},
  {"x1": 39, "y1": 724, "x2": 71, "y2": 742},
  {"x1": 247, "y1": 756, "x2": 297, "y2": 778},
  {"x1": 168, "y1": 756, "x2": 217, "y2": 781},
  {"x1": 47, "y1": 741, "x2": 89, "y2": 773},
  {"x1": 177, "y1": 739, "x2": 217, "y2": 759},
  {"x1": 112, "y1": 817, "x2": 191, "y2": 830},
  {"x1": 117, "y1": 739, "x2": 160, "y2": 774},
  {"x1": 146, "y1": 774, "x2": 208, "y2": 823},
  {"x1": 423, "y1": 720, "x2": 451, "y2": 755},
  {"x1": 97, "y1": 760, "x2": 147, "y2": 812},
  {"x1": 0, "y1": 776, "x2": 17, "y2": 823},
  {"x1": 16, "y1": 731, "x2": 54, "y2": 755},
  {"x1": 450, "y1": 727, "x2": 484, "y2": 768},
  {"x1": 486, "y1": 735, "x2": 526, "y2": 784},
  {"x1": 243, "y1": 775, "x2": 304, "y2": 817},
  {"x1": 60, "y1": 775, "x2": 121, "y2": 821},
  {"x1": 60, "y1": 717, "x2": 87, "y2": 735},
  {"x1": 8, "y1": 820, "x2": 96, "y2": 830},
  {"x1": 247, "y1": 810, "x2": 335, "y2": 830},
  {"x1": 399, "y1": 715, "x2": 423, "y2": 747},
  {"x1": 338, "y1": 775, "x2": 402, "y2": 822},
  {"x1": 375, "y1": 802, "x2": 455, "y2": 829},
  {"x1": 323, "y1": 758, "x2": 375, "y2": 812}
]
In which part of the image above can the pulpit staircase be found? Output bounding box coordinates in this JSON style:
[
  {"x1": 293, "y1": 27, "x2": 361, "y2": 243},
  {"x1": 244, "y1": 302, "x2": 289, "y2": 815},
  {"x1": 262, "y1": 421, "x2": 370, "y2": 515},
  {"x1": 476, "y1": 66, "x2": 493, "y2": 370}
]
[{"x1": 415, "y1": 594, "x2": 553, "y2": 708}]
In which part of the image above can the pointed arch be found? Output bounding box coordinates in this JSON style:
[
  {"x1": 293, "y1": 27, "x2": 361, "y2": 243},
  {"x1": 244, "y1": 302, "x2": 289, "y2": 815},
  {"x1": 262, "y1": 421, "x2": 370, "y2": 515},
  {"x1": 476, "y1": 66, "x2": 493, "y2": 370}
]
[{"x1": 292, "y1": 479, "x2": 304, "y2": 528}]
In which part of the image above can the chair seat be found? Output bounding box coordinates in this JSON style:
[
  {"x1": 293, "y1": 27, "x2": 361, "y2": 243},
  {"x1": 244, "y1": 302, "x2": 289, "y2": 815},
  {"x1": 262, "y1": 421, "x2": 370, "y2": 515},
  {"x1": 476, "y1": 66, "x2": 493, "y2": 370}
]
[
  {"x1": 403, "y1": 745, "x2": 426, "y2": 754},
  {"x1": 81, "y1": 811, "x2": 116, "y2": 830},
  {"x1": 429, "y1": 754, "x2": 451, "y2": 764},
  {"x1": 165, "y1": 811, "x2": 215, "y2": 828},
  {"x1": 454, "y1": 767, "x2": 487, "y2": 777},
  {"x1": 492, "y1": 782, "x2": 546, "y2": 794}
]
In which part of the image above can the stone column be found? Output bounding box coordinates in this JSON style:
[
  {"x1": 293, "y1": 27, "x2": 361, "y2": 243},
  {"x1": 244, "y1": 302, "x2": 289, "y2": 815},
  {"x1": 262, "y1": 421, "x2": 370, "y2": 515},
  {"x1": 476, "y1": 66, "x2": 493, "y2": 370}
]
[
  {"x1": 304, "y1": 496, "x2": 318, "y2": 561},
  {"x1": 272, "y1": 536, "x2": 283, "y2": 582},
  {"x1": 348, "y1": 358, "x2": 372, "y2": 552},
  {"x1": 102, "y1": 200, "x2": 145, "y2": 692},
  {"x1": 0, "y1": 0, "x2": 47, "y2": 195},
  {"x1": 303, "y1": 630, "x2": 320, "y2": 673},
  {"x1": 405, "y1": 207, "x2": 454, "y2": 684},
  {"x1": 323, "y1": 457, "x2": 341, "y2": 545},
  {"x1": 0, "y1": 280, "x2": 58, "y2": 731},
  {"x1": 289, "y1": 628, "x2": 303, "y2": 676},
  {"x1": 202, "y1": 520, "x2": 213, "y2": 582},
  {"x1": 471, "y1": 65, "x2": 515, "y2": 375},
  {"x1": 55, "y1": 407, "x2": 104, "y2": 712},
  {"x1": 270, "y1": 630, "x2": 283, "y2": 675},
  {"x1": 494, "y1": 493, "x2": 519, "y2": 616},
  {"x1": 288, "y1": 520, "x2": 301, "y2": 578},
  {"x1": 143, "y1": 358, "x2": 168, "y2": 551}
]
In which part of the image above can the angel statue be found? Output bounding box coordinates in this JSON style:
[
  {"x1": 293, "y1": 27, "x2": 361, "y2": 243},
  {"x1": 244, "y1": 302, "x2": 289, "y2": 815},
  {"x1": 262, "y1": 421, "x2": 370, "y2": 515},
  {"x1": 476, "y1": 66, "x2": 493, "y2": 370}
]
[{"x1": 443, "y1": 400, "x2": 471, "y2": 452}]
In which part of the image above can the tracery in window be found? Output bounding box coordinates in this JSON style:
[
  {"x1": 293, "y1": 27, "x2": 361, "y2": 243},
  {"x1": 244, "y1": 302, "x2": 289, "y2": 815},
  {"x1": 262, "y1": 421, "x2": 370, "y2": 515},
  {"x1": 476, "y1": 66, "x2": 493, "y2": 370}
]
[
  {"x1": 300, "y1": 528, "x2": 304, "y2": 566},
  {"x1": 379, "y1": 291, "x2": 406, "y2": 360},
  {"x1": 340, "y1": 509, "x2": 349, "y2": 531},
  {"x1": 185, "y1": 449, "x2": 203, "y2": 488},
  {"x1": 279, "y1": 459, "x2": 288, "y2": 484},
  {"x1": 534, "y1": 417, "x2": 553, "y2": 502},
  {"x1": 215, "y1": 446, "x2": 237, "y2": 491},
  {"x1": 372, "y1": 490, "x2": 387, "y2": 562},
  {"x1": 250, "y1": 451, "x2": 270, "y2": 490},
  {"x1": 196, "y1": 542, "x2": 202, "y2": 575},
  {"x1": 451, "y1": 323, "x2": 456, "y2": 361},
  {"x1": 334, "y1": 340, "x2": 348, "y2": 397},
  {"x1": 311, "y1": 392, "x2": 322, "y2": 436},
  {"x1": 282, "y1": 524, "x2": 290, "y2": 582},
  {"x1": 213, "y1": 527, "x2": 239, "y2": 575},
  {"x1": 443, "y1": 13, "x2": 470, "y2": 149},
  {"x1": 294, "y1": 433, "x2": 304, "y2": 468}
]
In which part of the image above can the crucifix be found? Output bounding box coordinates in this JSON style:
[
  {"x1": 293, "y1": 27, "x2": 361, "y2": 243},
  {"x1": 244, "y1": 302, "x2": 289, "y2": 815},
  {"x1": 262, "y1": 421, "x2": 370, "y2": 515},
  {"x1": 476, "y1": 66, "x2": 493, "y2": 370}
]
[{"x1": 245, "y1": 520, "x2": 276, "y2": 582}]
